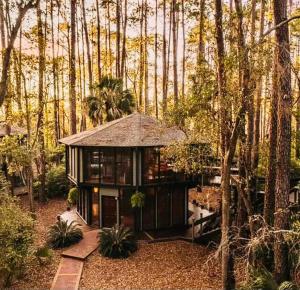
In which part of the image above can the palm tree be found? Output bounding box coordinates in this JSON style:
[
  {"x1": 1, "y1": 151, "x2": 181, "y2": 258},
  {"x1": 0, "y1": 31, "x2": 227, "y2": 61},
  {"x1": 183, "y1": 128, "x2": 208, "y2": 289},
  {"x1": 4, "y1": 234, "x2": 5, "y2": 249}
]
[{"x1": 87, "y1": 76, "x2": 135, "y2": 125}]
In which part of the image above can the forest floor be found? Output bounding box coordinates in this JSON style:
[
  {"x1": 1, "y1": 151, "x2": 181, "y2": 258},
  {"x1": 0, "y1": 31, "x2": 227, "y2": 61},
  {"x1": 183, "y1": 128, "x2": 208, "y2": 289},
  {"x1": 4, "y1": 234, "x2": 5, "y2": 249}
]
[
  {"x1": 80, "y1": 240, "x2": 222, "y2": 289},
  {"x1": 12, "y1": 196, "x2": 67, "y2": 289},
  {"x1": 11, "y1": 195, "x2": 246, "y2": 289}
]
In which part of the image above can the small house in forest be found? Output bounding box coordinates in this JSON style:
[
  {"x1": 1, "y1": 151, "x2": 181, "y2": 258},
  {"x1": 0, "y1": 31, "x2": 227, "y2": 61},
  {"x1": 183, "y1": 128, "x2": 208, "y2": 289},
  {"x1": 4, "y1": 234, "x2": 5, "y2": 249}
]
[{"x1": 59, "y1": 112, "x2": 195, "y2": 231}]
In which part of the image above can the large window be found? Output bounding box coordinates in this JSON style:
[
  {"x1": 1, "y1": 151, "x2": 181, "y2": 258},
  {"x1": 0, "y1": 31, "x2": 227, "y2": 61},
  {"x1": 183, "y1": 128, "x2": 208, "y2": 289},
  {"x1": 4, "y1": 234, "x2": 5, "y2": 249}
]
[
  {"x1": 86, "y1": 150, "x2": 100, "y2": 182},
  {"x1": 143, "y1": 147, "x2": 175, "y2": 184},
  {"x1": 143, "y1": 148, "x2": 159, "y2": 183},
  {"x1": 100, "y1": 149, "x2": 115, "y2": 184},
  {"x1": 116, "y1": 149, "x2": 132, "y2": 185},
  {"x1": 84, "y1": 148, "x2": 133, "y2": 185}
]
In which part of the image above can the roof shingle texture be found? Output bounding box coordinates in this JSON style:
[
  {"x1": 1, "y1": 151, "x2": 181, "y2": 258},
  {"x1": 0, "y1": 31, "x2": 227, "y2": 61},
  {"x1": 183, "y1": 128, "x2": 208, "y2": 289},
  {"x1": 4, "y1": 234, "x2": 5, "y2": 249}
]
[{"x1": 59, "y1": 113, "x2": 186, "y2": 147}]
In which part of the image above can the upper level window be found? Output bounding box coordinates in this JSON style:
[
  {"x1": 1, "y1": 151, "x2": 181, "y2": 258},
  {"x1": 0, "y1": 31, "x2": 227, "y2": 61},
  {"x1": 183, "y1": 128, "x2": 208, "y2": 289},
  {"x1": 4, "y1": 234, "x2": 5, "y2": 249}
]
[
  {"x1": 159, "y1": 154, "x2": 174, "y2": 182},
  {"x1": 100, "y1": 149, "x2": 115, "y2": 184},
  {"x1": 86, "y1": 150, "x2": 100, "y2": 182},
  {"x1": 143, "y1": 148, "x2": 159, "y2": 183},
  {"x1": 143, "y1": 147, "x2": 179, "y2": 184},
  {"x1": 116, "y1": 149, "x2": 132, "y2": 185}
]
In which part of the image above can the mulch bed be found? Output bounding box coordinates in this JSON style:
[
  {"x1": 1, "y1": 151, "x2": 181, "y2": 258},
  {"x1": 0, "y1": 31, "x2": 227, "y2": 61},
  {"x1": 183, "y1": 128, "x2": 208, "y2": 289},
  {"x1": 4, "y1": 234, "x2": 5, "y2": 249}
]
[
  {"x1": 80, "y1": 241, "x2": 222, "y2": 289},
  {"x1": 11, "y1": 196, "x2": 67, "y2": 289}
]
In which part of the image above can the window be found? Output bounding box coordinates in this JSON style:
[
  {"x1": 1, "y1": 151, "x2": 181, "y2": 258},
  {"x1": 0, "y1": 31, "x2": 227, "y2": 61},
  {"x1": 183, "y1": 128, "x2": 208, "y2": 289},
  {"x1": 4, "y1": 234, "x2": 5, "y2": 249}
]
[
  {"x1": 143, "y1": 148, "x2": 159, "y2": 183},
  {"x1": 100, "y1": 149, "x2": 115, "y2": 184},
  {"x1": 116, "y1": 149, "x2": 132, "y2": 185},
  {"x1": 159, "y1": 153, "x2": 174, "y2": 182},
  {"x1": 85, "y1": 150, "x2": 100, "y2": 182}
]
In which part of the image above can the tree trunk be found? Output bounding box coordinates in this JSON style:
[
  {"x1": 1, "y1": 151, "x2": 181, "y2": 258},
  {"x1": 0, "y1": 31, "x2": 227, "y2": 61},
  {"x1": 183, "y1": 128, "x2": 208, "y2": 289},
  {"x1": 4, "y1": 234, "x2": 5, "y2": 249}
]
[
  {"x1": 70, "y1": 0, "x2": 77, "y2": 134},
  {"x1": 144, "y1": 0, "x2": 149, "y2": 114},
  {"x1": 37, "y1": 0, "x2": 46, "y2": 201},
  {"x1": 96, "y1": 0, "x2": 101, "y2": 83},
  {"x1": 154, "y1": 0, "x2": 158, "y2": 118},
  {"x1": 51, "y1": 0, "x2": 59, "y2": 145},
  {"x1": 264, "y1": 58, "x2": 278, "y2": 226},
  {"x1": 273, "y1": 0, "x2": 292, "y2": 283},
  {"x1": 162, "y1": 0, "x2": 167, "y2": 114},
  {"x1": 82, "y1": 0, "x2": 93, "y2": 96},
  {"x1": 120, "y1": 0, "x2": 127, "y2": 81},
  {"x1": 138, "y1": 0, "x2": 144, "y2": 110},
  {"x1": 116, "y1": 0, "x2": 120, "y2": 78},
  {"x1": 198, "y1": 0, "x2": 205, "y2": 62},
  {"x1": 172, "y1": 0, "x2": 178, "y2": 110},
  {"x1": 252, "y1": 0, "x2": 265, "y2": 170},
  {"x1": 181, "y1": 0, "x2": 186, "y2": 100},
  {"x1": 214, "y1": 0, "x2": 236, "y2": 288}
]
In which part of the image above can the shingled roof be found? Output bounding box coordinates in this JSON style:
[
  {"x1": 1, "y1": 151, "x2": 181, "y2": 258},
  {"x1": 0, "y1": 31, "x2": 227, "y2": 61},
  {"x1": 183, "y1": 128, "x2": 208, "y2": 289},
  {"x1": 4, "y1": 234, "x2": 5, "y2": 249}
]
[
  {"x1": 59, "y1": 112, "x2": 186, "y2": 147},
  {"x1": 0, "y1": 122, "x2": 27, "y2": 137}
]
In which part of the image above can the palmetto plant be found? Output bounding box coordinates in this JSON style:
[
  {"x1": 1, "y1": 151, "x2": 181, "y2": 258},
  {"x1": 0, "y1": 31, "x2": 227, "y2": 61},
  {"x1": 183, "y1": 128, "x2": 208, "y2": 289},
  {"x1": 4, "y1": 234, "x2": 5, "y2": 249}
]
[
  {"x1": 87, "y1": 76, "x2": 135, "y2": 125},
  {"x1": 47, "y1": 220, "x2": 83, "y2": 249},
  {"x1": 98, "y1": 224, "x2": 137, "y2": 259}
]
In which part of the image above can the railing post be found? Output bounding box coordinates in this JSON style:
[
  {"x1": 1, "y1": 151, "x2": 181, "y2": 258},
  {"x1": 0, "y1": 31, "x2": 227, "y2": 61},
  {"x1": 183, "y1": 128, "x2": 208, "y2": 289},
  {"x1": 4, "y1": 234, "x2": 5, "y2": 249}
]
[
  {"x1": 199, "y1": 213, "x2": 203, "y2": 233},
  {"x1": 192, "y1": 217, "x2": 195, "y2": 243}
]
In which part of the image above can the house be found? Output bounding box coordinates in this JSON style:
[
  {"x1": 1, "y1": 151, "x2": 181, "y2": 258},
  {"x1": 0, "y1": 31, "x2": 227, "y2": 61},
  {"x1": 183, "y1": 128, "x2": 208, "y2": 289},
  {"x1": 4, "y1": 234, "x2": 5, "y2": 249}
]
[{"x1": 59, "y1": 112, "x2": 196, "y2": 231}]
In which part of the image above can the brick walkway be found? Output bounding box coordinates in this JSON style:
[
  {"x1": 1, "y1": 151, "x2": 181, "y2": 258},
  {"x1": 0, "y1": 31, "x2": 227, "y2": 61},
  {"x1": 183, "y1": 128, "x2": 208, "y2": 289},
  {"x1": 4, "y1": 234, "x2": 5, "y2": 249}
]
[{"x1": 51, "y1": 211, "x2": 99, "y2": 290}]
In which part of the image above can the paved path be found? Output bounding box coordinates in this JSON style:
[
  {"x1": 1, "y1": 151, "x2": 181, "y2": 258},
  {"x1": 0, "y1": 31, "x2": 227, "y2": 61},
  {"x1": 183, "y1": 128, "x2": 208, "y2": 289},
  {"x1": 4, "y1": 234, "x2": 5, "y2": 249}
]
[
  {"x1": 51, "y1": 211, "x2": 99, "y2": 290},
  {"x1": 51, "y1": 258, "x2": 83, "y2": 290},
  {"x1": 62, "y1": 229, "x2": 99, "y2": 260}
]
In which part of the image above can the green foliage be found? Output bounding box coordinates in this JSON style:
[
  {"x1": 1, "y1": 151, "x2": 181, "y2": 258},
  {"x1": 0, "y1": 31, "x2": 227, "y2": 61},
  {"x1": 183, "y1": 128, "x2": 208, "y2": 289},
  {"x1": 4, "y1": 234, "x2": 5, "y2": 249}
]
[
  {"x1": 162, "y1": 140, "x2": 213, "y2": 175},
  {"x1": 238, "y1": 267, "x2": 278, "y2": 290},
  {"x1": 87, "y1": 76, "x2": 135, "y2": 124},
  {"x1": 0, "y1": 135, "x2": 33, "y2": 175},
  {"x1": 35, "y1": 245, "x2": 53, "y2": 265},
  {"x1": 68, "y1": 187, "x2": 79, "y2": 205},
  {"x1": 46, "y1": 165, "x2": 68, "y2": 198},
  {"x1": 47, "y1": 220, "x2": 83, "y2": 249},
  {"x1": 130, "y1": 191, "x2": 145, "y2": 208},
  {"x1": 46, "y1": 145, "x2": 65, "y2": 164},
  {"x1": 0, "y1": 191, "x2": 35, "y2": 287},
  {"x1": 98, "y1": 224, "x2": 137, "y2": 259},
  {"x1": 278, "y1": 281, "x2": 299, "y2": 290},
  {"x1": 33, "y1": 180, "x2": 41, "y2": 197}
]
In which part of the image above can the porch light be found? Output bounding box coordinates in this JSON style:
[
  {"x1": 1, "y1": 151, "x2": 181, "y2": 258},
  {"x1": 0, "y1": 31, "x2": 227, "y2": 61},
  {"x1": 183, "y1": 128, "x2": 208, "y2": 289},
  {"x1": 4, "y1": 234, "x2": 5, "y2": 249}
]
[{"x1": 93, "y1": 187, "x2": 99, "y2": 193}]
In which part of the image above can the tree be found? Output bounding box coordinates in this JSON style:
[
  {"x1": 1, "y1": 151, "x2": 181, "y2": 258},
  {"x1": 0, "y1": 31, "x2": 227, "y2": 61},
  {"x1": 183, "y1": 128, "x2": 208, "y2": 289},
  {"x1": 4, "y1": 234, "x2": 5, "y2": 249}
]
[
  {"x1": 87, "y1": 76, "x2": 135, "y2": 124},
  {"x1": 0, "y1": 0, "x2": 37, "y2": 107},
  {"x1": 273, "y1": 0, "x2": 292, "y2": 283},
  {"x1": 36, "y1": 0, "x2": 46, "y2": 201},
  {"x1": 69, "y1": 0, "x2": 77, "y2": 134}
]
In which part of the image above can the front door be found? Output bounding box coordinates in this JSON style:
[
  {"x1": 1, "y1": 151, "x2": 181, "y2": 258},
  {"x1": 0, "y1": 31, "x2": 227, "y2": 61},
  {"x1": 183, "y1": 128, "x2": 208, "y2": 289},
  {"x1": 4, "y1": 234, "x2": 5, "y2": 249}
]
[
  {"x1": 91, "y1": 190, "x2": 100, "y2": 226},
  {"x1": 102, "y1": 196, "x2": 117, "y2": 227}
]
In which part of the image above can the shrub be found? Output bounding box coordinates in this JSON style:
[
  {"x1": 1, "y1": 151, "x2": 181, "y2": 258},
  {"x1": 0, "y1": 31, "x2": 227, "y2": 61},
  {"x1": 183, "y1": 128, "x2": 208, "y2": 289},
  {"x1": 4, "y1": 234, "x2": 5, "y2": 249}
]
[
  {"x1": 0, "y1": 191, "x2": 35, "y2": 287},
  {"x1": 35, "y1": 245, "x2": 53, "y2": 265},
  {"x1": 46, "y1": 165, "x2": 68, "y2": 198},
  {"x1": 68, "y1": 187, "x2": 79, "y2": 205},
  {"x1": 98, "y1": 224, "x2": 137, "y2": 259},
  {"x1": 32, "y1": 180, "x2": 41, "y2": 198},
  {"x1": 238, "y1": 267, "x2": 278, "y2": 290},
  {"x1": 278, "y1": 281, "x2": 299, "y2": 290},
  {"x1": 131, "y1": 191, "x2": 145, "y2": 208},
  {"x1": 47, "y1": 220, "x2": 83, "y2": 249}
]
